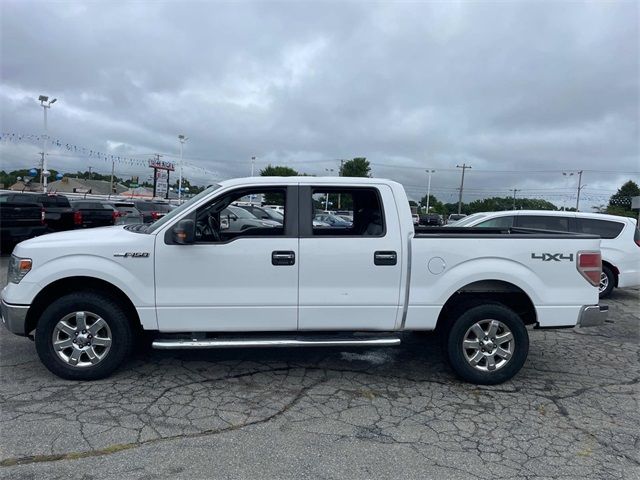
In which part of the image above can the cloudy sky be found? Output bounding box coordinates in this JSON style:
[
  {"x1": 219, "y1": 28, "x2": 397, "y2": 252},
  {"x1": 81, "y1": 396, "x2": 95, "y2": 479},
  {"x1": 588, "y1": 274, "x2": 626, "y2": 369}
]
[{"x1": 1, "y1": 0, "x2": 638, "y2": 208}]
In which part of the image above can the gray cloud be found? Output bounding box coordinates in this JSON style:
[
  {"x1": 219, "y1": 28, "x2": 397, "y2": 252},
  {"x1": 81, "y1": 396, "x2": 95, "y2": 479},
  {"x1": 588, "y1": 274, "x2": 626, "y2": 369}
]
[{"x1": 1, "y1": 0, "x2": 638, "y2": 208}]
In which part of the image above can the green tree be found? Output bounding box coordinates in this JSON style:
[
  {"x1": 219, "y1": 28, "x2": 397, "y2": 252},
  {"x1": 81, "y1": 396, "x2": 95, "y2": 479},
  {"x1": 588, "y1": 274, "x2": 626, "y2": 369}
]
[
  {"x1": 419, "y1": 194, "x2": 444, "y2": 214},
  {"x1": 340, "y1": 157, "x2": 371, "y2": 177},
  {"x1": 260, "y1": 165, "x2": 299, "y2": 176},
  {"x1": 607, "y1": 180, "x2": 640, "y2": 218}
]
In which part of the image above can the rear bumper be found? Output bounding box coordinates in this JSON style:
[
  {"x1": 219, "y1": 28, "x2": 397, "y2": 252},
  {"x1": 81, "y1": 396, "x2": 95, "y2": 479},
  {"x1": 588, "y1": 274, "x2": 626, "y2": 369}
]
[
  {"x1": 576, "y1": 304, "x2": 609, "y2": 327},
  {"x1": 0, "y1": 299, "x2": 30, "y2": 336}
]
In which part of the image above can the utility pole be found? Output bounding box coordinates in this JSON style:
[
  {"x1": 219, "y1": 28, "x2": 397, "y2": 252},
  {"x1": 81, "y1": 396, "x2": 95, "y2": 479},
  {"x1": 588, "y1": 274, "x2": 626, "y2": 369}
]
[
  {"x1": 456, "y1": 163, "x2": 472, "y2": 214},
  {"x1": 512, "y1": 188, "x2": 519, "y2": 210},
  {"x1": 576, "y1": 170, "x2": 584, "y2": 211},
  {"x1": 425, "y1": 169, "x2": 435, "y2": 213},
  {"x1": 251, "y1": 156, "x2": 256, "y2": 176}
]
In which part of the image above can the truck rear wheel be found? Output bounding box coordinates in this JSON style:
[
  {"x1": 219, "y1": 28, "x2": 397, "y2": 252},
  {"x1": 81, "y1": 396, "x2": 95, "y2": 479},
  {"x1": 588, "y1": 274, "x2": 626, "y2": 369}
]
[
  {"x1": 35, "y1": 292, "x2": 133, "y2": 380},
  {"x1": 446, "y1": 304, "x2": 528, "y2": 385}
]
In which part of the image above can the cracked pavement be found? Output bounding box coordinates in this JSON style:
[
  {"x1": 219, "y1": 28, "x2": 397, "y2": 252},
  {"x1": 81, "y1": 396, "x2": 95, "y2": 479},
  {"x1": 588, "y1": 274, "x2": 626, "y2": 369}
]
[{"x1": 0, "y1": 257, "x2": 638, "y2": 479}]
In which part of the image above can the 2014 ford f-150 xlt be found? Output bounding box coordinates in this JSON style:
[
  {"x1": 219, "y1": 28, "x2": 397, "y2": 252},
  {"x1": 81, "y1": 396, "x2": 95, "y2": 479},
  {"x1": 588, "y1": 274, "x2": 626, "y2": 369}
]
[{"x1": 1, "y1": 177, "x2": 608, "y2": 384}]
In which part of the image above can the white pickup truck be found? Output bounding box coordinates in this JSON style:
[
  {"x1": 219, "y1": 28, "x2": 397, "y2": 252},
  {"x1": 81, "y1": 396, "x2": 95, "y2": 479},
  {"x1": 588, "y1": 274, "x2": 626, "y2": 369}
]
[{"x1": 1, "y1": 177, "x2": 608, "y2": 384}]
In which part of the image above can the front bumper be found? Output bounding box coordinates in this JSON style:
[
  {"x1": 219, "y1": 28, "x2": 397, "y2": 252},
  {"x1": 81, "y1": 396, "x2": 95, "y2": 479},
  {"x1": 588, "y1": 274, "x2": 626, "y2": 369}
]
[
  {"x1": 576, "y1": 304, "x2": 609, "y2": 327},
  {"x1": 0, "y1": 299, "x2": 30, "y2": 336}
]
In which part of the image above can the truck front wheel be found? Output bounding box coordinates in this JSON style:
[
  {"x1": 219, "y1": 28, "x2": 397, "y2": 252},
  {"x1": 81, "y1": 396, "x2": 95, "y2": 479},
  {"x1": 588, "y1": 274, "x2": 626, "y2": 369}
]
[
  {"x1": 446, "y1": 304, "x2": 529, "y2": 385},
  {"x1": 35, "y1": 292, "x2": 134, "y2": 380}
]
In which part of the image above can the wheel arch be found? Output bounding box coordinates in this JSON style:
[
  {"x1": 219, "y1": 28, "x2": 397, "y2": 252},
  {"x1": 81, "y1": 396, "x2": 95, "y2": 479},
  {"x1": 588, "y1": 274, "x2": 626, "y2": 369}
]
[
  {"x1": 601, "y1": 261, "x2": 619, "y2": 287},
  {"x1": 435, "y1": 279, "x2": 537, "y2": 332},
  {"x1": 25, "y1": 276, "x2": 142, "y2": 335}
]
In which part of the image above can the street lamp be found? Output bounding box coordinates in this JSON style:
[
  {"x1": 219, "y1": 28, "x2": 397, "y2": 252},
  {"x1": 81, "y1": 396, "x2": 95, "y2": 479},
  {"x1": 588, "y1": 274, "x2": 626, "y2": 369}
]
[
  {"x1": 178, "y1": 134, "x2": 188, "y2": 203},
  {"x1": 425, "y1": 169, "x2": 435, "y2": 213},
  {"x1": 39, "y1": 95, "x2": 57, "y2": 192}
]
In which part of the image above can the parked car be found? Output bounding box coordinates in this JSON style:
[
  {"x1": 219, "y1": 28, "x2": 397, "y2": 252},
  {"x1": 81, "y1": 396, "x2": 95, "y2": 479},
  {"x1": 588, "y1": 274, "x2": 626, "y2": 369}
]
[
  {"x1": 70, "y1": 200, "x2": 118, "y2": 228},
  {"x1": 237, "y1": 205, "x2": 284, "y2": 224},
  {"x1": 458, "y1": 210, "x2": 640, "y2": 298},
  {"x1": 0, "y1": 192, "x2": 74, "y2": 231},
  {"x1": 314, "y1": 213, "x2": 352, "y2": 228},
  {"x1": 108, "y1": 202, "x2": 144, "y2": 225},
  {"x1": 262, "y1": 204, "x2": 284, "y2": 214},
  {"x1": 447, "y1": 213, "x2": 467, "y2": 225},
  {"x1": 133, "y1": 201, "x2": 172, "y2": 223},
  {"x1": 0, "y1": 197, "x2": 46, "y2": 252},
  {"x1": 221, "y1": 205, "x2": 280, "y2": 232},
  {"x1": 2, "y1": 177, "x2": 607, "y2": 384},
  {"x1": 420, "y1": 213, "x2": 443, "y2": 226}
]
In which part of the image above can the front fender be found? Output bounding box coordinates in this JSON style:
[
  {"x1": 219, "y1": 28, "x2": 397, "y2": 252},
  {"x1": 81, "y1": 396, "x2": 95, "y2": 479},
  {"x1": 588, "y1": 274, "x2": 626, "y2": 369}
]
[{"x1": 19, "y1": 254, "x2": 154, "y2": 307}]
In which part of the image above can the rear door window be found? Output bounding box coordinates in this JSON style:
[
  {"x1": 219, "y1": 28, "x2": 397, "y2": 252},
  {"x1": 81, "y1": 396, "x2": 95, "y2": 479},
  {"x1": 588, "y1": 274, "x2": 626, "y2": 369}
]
[
  {"x1": 475, "y1": 216, "x2": 514, "y2": 228},
  {"x1": 576, "y1": 218, "x2": 625, "y2": 239},
  {"x1": 516, "y1": 215, "x2": 570, "y2": 231}
]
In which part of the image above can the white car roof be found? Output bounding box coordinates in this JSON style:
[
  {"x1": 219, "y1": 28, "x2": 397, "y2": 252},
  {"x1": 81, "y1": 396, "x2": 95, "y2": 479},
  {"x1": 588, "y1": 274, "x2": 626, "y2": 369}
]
[
  {"x1": 218, "y1": 176, "x2": 403, "y2": 189},
  {"x1": 467, "y1": 209, "x2": 635, "y2": 224}
]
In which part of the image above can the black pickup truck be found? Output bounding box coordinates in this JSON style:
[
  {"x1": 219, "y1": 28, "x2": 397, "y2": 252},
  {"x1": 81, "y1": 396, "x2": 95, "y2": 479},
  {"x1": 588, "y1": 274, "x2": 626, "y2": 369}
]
[
  {"x1": 70, "y1": 200, "x2": 118, "y2": 228},
  {"x1": 0, "y1": 199, "x2": 47, "y2": 252},
  {"x1": 0, "y1": 193, "x2": 74, "y2": 232}
]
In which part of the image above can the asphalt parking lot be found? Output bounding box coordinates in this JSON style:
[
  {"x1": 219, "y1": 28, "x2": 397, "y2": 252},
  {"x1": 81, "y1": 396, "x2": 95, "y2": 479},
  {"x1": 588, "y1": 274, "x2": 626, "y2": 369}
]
[{"x1": 0, "y1": 256, "x2": 638, "y2": 480}]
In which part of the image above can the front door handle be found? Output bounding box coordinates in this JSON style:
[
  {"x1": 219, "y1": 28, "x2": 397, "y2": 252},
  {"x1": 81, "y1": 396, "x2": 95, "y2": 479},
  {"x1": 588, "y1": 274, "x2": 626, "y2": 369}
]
[
  {"x1": 374, "y1": 251, "x2": 397, "y2": 266},
  {"x1": 272, "y1": 251, "x2": 295, "y2": 266}
]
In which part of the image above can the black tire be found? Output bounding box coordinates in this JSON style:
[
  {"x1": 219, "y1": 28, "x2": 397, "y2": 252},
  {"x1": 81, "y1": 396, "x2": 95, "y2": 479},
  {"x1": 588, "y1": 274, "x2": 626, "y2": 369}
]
[
  {"x1": 599, "y1": 265, "x2": 615, "y2": 299},
  {"x1": 446, "y1": 304, "x2": 529, "y2": 385},
  {"x1": 35, "y1": 291, "x2": 134, "y2": 380}
]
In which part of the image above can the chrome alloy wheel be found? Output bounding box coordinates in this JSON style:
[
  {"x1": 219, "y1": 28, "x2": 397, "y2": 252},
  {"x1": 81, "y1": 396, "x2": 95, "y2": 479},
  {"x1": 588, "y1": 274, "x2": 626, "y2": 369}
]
[
  {"x1": 51, "y1": 311, "x2": 112, "y2": 367},
  {"x1": 599, "y1": 272, "x2": 609, "y2": 294},
  {"x1": 462, "y1": 319, "x2": 514, "y2": 372}
]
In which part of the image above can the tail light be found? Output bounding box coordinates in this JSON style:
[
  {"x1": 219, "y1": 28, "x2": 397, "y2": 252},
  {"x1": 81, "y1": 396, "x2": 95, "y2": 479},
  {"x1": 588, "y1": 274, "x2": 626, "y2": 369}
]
[
  {"x1": 73, "y1": 210, "x2": 83, "y2": 226},
  {"x1": 112, "y1": 210, "x2": 121, "y2": 224},
  {"x1": 41, "y1": 208, "x2": 46, "y2": 225},
  {"x1": 151, "y1": 211, "x2": 160, "y2": 221},
  {"x1": 577, "y1": 251, "x2": 601, "y2": 287}
]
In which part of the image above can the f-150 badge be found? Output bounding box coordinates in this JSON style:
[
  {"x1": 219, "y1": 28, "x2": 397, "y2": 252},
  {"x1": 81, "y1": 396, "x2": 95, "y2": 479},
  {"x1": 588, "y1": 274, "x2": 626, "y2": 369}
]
[
  {"x1": 531, "y1": 253, "x2": 574, "y2": 262},
  {"x1": 113, "y1": 252, "x2": 150, "y2": 258}
]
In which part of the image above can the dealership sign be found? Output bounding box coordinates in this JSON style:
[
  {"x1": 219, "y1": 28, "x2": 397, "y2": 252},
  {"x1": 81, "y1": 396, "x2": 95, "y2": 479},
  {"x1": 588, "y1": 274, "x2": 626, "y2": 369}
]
[{"x1": 148, "y1": 159, "x2": 175, "y2": 171}]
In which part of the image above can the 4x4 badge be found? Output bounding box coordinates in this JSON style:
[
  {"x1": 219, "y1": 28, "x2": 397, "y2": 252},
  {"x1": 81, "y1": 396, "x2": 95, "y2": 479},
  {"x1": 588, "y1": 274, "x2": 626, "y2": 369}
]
[{"x1": 531, "y1": 253, "x2": 574, "y2": 262}]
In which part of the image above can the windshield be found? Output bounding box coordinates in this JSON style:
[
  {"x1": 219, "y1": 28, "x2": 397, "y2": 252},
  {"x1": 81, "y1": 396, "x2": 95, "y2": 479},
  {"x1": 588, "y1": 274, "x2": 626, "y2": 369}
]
[
  {"x1": 450, "y1": 213, "x2": 488, "y2": 226},
  {"x1": 228, "y1": 205, "x2": 256, "y2": 218},
  {"x1": 265, "y1": 208, "x2": 284, "y2": 221},
  {"x1": 146, "y1": 184, "x2": 222, "y2": 232}
]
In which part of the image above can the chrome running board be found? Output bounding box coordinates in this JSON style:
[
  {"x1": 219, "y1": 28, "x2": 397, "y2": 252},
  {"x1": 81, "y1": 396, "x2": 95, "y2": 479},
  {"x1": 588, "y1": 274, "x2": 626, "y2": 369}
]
[{"x1": 152, "y1": 335, "x2": 401, "y2": 350}]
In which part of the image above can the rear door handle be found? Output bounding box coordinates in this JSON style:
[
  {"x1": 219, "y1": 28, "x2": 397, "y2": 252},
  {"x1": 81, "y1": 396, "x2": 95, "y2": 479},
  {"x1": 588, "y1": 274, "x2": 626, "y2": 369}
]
[
  {"x1": 374, "y1": 251, "x2": 397, "y2": 266},
  {"x1": 272, "y1": 251, "x2": 295, "y2": 266}
]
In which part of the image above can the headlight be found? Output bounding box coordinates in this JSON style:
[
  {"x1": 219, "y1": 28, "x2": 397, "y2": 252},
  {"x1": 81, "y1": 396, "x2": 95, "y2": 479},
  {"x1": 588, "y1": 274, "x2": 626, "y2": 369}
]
[{"x1": 8, "y1": 255, "x2": 32, "y2": 284}]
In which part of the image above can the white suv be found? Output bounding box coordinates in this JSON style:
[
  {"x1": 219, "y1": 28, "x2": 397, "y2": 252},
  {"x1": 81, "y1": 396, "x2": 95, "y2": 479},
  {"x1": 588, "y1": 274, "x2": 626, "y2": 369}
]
[{"x1": 457, "y1": 210, "x2": 640, "y2": 298}]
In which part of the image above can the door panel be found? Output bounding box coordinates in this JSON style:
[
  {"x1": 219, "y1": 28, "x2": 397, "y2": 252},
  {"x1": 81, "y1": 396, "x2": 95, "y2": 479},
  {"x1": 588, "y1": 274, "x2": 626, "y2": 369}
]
[
  {"x1": 298, "y1": 185, "x2": 402, "y2": 331},
  {"x1": 155, "y1": 238, "x2": 299, "y2": 332},
  {"x1": 154, "y1": 185, "x2": 299, "y2": 332}
]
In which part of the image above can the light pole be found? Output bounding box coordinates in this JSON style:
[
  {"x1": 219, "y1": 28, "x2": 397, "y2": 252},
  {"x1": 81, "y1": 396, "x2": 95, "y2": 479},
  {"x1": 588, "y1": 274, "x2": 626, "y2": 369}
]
[
  {"x1": 324, "y1": 168, "x2": 334, "y2": 211},
  {"x1": 178, "y1": 134, "x2": 188, "y2": 203},
  {"x1": 251, "y1": 156, "x2": 256, "y2": 176},
  {"x1": 425, "y1": 169, "x2": 435, "y2": 213},
  {"x1": 38, "y1": 95, "x2": 57, "y2": 192}
]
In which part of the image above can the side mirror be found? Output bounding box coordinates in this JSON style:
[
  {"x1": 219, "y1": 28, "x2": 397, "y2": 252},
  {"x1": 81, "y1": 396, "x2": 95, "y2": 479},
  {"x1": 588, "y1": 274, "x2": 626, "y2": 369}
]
[{"x1": 172, "y1": 219, "x2": 195, "y2": 244}]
